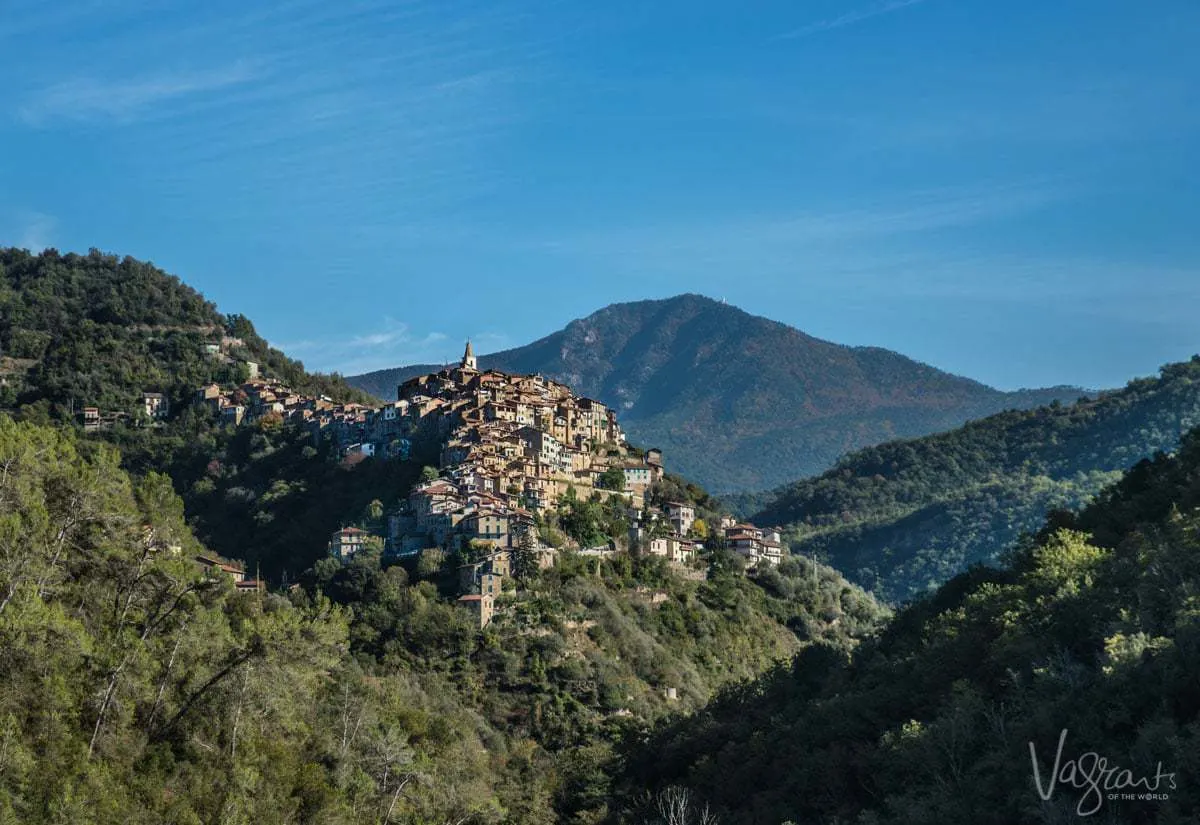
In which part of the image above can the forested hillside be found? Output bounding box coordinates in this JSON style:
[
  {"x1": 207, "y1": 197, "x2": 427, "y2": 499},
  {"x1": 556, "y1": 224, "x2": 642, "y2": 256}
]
[
  {"x1": 348, "y1": 295, "x2": 1081, "y2": 492},
  {"x1": 13, "y1": 244, "x2": 1198, "y2": 823},
  {"x1": 106, "y1": 413, "x2": 427, "y2": 580},
  {"x1": 0, "y1": 414, "x2": 884, "y2": 824},
  {"x1": 0, "y1": 248, "x2": 400, "y2": 578},
  {"x1": 749, "y1": 357, "x2": 1200, "y2": 601},
  {"x1": 0, "y1": 247, "x2": 371, "y2": 420},
  {"x1": 0, "y1": 416, "x2": 492, "y2": 823},
  {"x1": 616, "y1": 426, "x2": 1200, "y2": 824}
]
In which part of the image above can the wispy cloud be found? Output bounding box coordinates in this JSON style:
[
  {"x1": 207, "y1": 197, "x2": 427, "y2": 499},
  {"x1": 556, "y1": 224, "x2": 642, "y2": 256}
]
[
  {"x1": 529, "y1": 180, "x2": 1070, "y2": 262},
  {"x1": 780, "y1": 0, "x2": 929, "y2": 39},
  {"x1": 18, "y1": 61, "x2": 260, "y2": 126},
  {"x1": 3, "y1": 1, "x2": 548, "y2": 229},
  {"x1": 280, "y1": 320, "x2": 462, "y2": 374},
  {"x1": 12, "y1": 210, "x2": 57, "y2": 250}
]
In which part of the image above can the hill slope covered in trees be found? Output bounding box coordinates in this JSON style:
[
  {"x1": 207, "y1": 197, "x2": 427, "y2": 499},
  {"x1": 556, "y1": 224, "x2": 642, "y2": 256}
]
[
  {"x1": 614, "y1": 425, "x2": 1200, "y2": 824},
  {"x1": 0, "y1": 414, "x2": 884, "y2": 824},
  {"x1": 0, "y1": 247, "x2": 371, "y2": 421},
  {"x1": 0, "y1": 248, "x2": 404, "y2": 578},
  {"x1": 1, "y1": 249, "x2": 892, "y2": 824},
  {"x1": 347, "y1": 295, "x2": 1081, "y2": 493},
  {"x1": 745, "y1": 357, "x2": 1200, "y2": 602}
]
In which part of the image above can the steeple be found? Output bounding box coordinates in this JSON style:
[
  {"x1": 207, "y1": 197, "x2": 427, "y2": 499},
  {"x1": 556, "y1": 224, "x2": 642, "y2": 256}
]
[{"x1": 461, "y1": 339, "x2": 478, "y2": 370}]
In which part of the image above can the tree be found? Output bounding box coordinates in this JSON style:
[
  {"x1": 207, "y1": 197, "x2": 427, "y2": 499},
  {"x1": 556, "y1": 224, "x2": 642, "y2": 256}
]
[
  {"x1": 416, "y1": 547, "x2": 444, "y2": 579},
  {"x1": 597, "y1": 465, "x2": 626, "y2": 491},
  {"x1": 511, "y1": 528, "x2": 539, "y2": 585},
  {"x1": 420, "y1": 465, "x2": 439, "y2": 483},
  {"x1": 652, "y1": 787, "x2": 719, "y2": 825}
]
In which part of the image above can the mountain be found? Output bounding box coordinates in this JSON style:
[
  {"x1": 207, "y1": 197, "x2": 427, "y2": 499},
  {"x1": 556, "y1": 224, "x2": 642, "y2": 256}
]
[
  {"x1": 347, "y1": 294, "x2": 1083, "y2": 493},
  {"x1": 614, "y1": 425, "x2": 1200, "y2": 824},
  {"x1": 749, "y1": 356, "x2": 1200, "y2": 602}
]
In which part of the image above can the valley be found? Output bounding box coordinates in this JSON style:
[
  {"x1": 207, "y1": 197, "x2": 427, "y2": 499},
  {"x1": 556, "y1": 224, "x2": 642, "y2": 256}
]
[{"x1": 2, "y1": 247, "x2": 1198, "y2": 824}]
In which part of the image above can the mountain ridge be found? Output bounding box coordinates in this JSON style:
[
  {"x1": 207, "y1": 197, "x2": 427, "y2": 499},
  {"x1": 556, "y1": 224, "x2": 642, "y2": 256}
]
[
  {"x1": 347, "y1": 294, "x2": 1086, "y2": 492},
  {"x1": 746, "y1": 356, "x2": 1200, "y2": 601}
]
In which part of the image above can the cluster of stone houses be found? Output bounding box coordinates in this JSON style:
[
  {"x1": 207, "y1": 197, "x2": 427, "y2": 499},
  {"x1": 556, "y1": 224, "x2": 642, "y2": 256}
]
[
  {"x1": 387, "y1": 344, "x2": 667, "y2": 534},
  {"x1": 402, "y1": 342, "x2": 631, "y2": 482},
  {"x1": 191, "y1": 341, "x2": 663, "y2": 474},
  {"x1": 318, "y1": 343, "x2": 787, "y2": 626},
  {"x1": 627, "y1": 507, "x2": 784, "y2": 569},
  {"x1": 193, "y1": 378, "x2": 412, "y2": 460},
  {"x1": 326, "y1": 342, "x2": 675, "y2": 626},
  {"x1": 393, "y1": 340, "x2": 660, "y2": 513},
  {"x1": 627, "y1": 501, "x2": 704, "y2": 566}
]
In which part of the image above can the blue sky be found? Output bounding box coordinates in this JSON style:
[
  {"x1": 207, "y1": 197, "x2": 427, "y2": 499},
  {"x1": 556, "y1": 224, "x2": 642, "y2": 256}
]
[{"x1": 1, "y1": 0, "x2": 1197, "y2": 390}]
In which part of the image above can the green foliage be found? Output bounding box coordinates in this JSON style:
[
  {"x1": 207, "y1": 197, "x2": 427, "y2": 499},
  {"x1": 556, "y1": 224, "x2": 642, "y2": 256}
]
[
  {"x1": 301, "y1": 537, "x2": 886, "y2": 821},
  {"x1": 0, "y1": 415, "x2": 511, "y2": 824},
  {"x1": 597, "y1": 465, "x2": 626, "y2": 491},
  {"x1": 100, "y1": 416, "x2": 422, "y2": 581},
  {"x1": 617, "y1": 426, "x2": 1200, "y2": 824},
  {"x1": 751, "y1": 356, "x2": 1200, "y2": 601},
  {"x1": 555, "y1": 491, "x2": 630, "y2": 548},
  {"x1": 510, "y1": 530, "x2": 539, "y2": 585},
  {"x1": 2, "y1": 249, "x2": 894, "y2": 822},
  {"x1": 0, "y1": 247, "x2": 373, "y2": 423}
]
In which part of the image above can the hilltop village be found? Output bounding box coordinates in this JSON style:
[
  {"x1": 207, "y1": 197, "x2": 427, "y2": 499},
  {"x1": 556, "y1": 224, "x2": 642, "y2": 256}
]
[{"x1": 193, "y1": 341, "x2": 785, "y2": 626}]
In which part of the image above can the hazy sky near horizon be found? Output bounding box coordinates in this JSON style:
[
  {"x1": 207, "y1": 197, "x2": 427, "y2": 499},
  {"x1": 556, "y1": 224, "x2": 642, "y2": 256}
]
[{"x1": 1, "y1": 0, "x2": 1197, "y2": 390}]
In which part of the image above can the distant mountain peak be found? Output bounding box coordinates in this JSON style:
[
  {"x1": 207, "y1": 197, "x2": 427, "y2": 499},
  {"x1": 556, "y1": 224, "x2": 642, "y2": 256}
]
[{"x1": 347, "y1": 296, "x2": 1083, "y2": 492}]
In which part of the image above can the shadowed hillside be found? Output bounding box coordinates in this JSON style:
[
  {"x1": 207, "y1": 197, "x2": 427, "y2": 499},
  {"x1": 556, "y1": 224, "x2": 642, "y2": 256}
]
[
  {"x1": 749, "y1": 356, "x2": 1200, "y2": 601},
  {"x1": 614, "y1": 425, "x2": 1200, "y2": 824}
]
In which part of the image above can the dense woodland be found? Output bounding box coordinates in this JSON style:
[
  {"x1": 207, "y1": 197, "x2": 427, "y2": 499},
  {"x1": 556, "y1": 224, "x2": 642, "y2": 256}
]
[
  {"x1": 0, "y1": 415, "x2": 883, "y2": 824},
  {"x1": 0, "y1": 247, "x2": 373, "y2": 421},
  {"x1": 745, "y1": 357, "x2": 1200, "y2": 601},
  {"x1": 106, "y1": 414, "x2": 428, "y2": 581},
  {"x1": 620, "y1": 427, "x2": 1200, "y2": 824}
]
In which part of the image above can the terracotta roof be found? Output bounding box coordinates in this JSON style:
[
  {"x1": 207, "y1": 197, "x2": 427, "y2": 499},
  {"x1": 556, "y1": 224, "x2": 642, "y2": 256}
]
[{"x1": 195, "y1": 555, "x2": 245, "y2": 574}]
